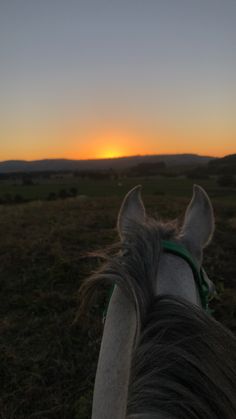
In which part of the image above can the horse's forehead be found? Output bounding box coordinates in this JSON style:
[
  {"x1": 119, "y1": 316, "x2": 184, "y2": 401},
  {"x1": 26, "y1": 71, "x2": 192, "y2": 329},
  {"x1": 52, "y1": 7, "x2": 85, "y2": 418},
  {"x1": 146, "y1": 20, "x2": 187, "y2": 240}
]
[
  {"x1": 158, "y1": 252, "x2": 194, "y2": 277},
  {"x1": 157, "y1": 252, "x2": 201, "y2": 305}
]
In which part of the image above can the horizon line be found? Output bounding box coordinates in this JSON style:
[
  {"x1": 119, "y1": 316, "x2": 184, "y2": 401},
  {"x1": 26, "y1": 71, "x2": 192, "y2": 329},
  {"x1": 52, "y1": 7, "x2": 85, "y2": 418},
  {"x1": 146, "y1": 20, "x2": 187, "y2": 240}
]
[{"x1": 0, "y1": 152, "x2": 221, "y2": 164}]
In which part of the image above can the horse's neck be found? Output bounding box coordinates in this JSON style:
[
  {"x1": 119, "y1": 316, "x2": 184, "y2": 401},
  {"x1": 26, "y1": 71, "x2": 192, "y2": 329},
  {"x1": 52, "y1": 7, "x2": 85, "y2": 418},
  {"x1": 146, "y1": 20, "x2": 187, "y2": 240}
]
[
  {"x1": 157, "y1": 253, "x2": 200, "y2": 306},
  {"x1": 92, "y1": 254, "x2": 200, "y2": 419},
  {"x1": 92, "y1": 285, "x2": 136, "y2": 419}
]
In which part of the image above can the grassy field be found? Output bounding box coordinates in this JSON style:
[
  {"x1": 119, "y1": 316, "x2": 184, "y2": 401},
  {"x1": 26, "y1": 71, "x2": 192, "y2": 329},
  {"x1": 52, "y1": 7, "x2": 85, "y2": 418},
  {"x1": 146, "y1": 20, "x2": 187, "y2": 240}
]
[
  {"x1": 1, "y1": 174, "x2": 236, "y2": 201},
  {"x1": 0, "y1": 176, "x2": 236, "y2": 418}
]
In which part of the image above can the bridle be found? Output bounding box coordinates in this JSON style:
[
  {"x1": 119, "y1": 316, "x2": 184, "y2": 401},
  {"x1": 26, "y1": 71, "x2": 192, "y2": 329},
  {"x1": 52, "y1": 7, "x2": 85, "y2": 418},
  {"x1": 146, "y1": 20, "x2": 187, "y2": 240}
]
[
  {"x1": 161, "y1": 240, "x2": 211, "y2": 312},
  {"x1": 103, "y1": 240, "x2": 211, "y2": 322}
]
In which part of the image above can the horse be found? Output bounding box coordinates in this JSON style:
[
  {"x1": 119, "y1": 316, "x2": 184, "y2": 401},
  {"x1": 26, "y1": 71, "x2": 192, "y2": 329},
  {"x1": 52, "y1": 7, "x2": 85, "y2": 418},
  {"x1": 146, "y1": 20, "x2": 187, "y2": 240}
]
[{"x1": 79, "y1": 185, "x2": 236, "y2": 419}]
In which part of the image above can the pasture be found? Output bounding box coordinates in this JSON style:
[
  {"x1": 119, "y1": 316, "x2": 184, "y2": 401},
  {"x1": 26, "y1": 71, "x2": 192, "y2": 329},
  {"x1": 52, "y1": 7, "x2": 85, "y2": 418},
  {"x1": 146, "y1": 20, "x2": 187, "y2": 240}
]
[
  {"x1": 1, "y1": 173, "x2": 236, "y2": 201},
  {"x1": 0, "y1": 175, "x2": 236, "y2": 418}
]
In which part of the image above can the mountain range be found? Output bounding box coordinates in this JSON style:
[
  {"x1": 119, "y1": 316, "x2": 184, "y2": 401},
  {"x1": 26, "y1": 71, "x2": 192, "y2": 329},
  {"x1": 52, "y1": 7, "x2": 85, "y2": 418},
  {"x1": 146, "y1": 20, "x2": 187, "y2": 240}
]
[{"x1": 0, "y1": 154, "x2": 215, "y2": 173}]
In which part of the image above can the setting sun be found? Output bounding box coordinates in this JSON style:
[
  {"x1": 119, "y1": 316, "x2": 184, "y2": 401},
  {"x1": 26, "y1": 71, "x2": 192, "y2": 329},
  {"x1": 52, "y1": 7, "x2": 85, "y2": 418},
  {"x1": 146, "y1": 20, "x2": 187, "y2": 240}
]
[
  {"x1": 94, "y1": 132, "x2": 132, "y2": 159},
  {"x1": 77, "y1": 129, "x2": 144, "y2": 160},
  {"x1": 98, "y1": 148, "x2": 123, "y2": 159},
  {"x1": 95, "y1": 141, "x2": 126, "y2": 159}
]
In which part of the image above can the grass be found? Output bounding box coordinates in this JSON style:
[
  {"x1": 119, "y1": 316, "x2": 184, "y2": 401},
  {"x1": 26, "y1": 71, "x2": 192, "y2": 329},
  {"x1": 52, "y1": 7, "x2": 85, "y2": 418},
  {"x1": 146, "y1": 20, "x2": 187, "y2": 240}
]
[
  {"x1": 1, "y1": 175, "x2": 236, "y2": 202},
  {"x1": 0, "y1": 179, "x2": 236, "y2": 418}
]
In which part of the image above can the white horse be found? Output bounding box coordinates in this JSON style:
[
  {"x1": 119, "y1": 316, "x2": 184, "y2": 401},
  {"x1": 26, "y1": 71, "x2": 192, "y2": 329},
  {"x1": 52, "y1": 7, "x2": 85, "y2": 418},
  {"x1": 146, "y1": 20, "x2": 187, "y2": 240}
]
[{"x1": 80, "y1": 185, "x2": 236, "y2": 419}]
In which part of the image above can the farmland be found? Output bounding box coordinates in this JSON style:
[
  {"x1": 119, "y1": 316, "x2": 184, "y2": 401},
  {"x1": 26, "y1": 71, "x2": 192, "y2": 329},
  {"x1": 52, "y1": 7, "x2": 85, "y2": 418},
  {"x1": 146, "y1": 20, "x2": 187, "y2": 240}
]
[
  {"x1": 0, "y1": 173, "x2": 236, "y2": 200},
  {"x1": 0, "y1": 175, "x2": 236, "y2": 418}
]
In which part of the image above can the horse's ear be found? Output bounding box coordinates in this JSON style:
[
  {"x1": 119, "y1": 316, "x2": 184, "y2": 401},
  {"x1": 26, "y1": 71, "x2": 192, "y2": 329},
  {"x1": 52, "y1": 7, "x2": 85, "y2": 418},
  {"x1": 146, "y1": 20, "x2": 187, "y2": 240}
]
[
  {"x1": 181, "y1": 185, "x2": 215, "y2": 259},
  {"x1": 117, "y1": 185, "x2": 145, "y2": 239}
]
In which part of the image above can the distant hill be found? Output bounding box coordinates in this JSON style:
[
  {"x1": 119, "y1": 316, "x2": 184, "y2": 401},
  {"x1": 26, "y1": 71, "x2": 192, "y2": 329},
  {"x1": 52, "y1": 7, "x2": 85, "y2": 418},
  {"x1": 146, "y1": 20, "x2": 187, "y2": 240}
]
[
  {"x1": 0, "y1": 154, "x2": 214, "y2": 173},
  {"x1": 208, "y1": 154, "x2": 236, "y2": 174}
]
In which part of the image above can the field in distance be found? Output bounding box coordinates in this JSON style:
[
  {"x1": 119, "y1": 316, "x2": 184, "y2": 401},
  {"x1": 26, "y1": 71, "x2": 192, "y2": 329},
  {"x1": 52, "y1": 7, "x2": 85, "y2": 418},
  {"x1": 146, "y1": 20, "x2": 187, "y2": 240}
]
[{"x1": 0, "y1": 173, "x2": 236, "y2": 203}]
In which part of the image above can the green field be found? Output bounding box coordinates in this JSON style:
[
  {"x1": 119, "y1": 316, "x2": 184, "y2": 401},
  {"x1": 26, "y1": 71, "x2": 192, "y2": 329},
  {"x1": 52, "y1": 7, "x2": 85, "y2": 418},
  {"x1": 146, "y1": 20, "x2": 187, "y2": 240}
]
[
  {"x1": 0, "y1": 177, "x2": 236, "y2": 418},
  {"x1": 1, "y1": 175, "x2": 236, "y2": 200}
]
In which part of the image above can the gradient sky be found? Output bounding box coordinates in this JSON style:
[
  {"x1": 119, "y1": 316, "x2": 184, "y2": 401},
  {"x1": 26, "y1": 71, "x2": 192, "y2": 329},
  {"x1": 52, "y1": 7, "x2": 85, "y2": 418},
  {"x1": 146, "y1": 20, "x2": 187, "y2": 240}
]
[{"x1": 1, "y1": 0, "x2": 235, "y2": 160}]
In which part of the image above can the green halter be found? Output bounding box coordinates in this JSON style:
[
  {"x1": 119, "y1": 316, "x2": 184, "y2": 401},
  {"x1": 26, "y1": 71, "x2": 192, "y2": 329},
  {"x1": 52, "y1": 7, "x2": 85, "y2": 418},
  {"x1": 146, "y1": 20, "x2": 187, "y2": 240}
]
[
  {"x1": 103, "y1": 240, "x2": 211, "y2": 322},
  {"x1": 161, "y1": 240, "x2": 210, "y2": 312}
]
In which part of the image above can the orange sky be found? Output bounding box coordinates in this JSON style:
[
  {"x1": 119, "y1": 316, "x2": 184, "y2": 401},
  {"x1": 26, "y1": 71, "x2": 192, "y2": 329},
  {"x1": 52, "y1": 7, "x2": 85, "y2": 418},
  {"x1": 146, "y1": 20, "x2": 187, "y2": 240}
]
[
  {"x1": 1, "y1": 113, "x2": 235, "y2": 161},
  {"x1": 1, "y1": 128, "x2": 235, "y2": 161}
]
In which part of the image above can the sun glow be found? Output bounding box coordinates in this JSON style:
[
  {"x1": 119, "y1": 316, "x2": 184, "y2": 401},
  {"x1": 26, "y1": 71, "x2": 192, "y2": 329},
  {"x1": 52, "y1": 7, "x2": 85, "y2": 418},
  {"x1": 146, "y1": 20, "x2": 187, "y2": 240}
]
[
  {"x1": 96, "y1": 146, "x2": 125, "y2": 159},
  {"x1": 79, "y1": 129, "x2": 142, "y2": 160}
]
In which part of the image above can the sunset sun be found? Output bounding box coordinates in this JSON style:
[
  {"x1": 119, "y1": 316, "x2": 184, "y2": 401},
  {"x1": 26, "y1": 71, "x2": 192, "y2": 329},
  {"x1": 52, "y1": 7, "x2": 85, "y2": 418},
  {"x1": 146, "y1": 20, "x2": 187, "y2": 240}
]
[
  {"x1": 83, "y1": 130, "x2": 139, "y2": 160},
  {"x1": 97, "y1": 146, "x2": 124, "y2": 159}
]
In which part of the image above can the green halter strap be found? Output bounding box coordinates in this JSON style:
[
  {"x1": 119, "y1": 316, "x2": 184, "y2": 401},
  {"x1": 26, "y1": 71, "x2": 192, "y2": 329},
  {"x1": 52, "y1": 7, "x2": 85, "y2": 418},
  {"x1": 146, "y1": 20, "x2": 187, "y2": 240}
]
[
  {"x1": 103, "y1": 240, "x2": 210, "y2": 321},
  {"x1": 161, "y1": 240, "x2": 210, "y2": 312}
]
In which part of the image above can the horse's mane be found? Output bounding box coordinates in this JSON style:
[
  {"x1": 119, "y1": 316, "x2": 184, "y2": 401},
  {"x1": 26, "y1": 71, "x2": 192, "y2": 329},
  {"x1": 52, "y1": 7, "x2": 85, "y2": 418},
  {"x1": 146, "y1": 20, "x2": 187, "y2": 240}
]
[
  {"x1": 79, "y1": 218, "x2": 236, "y2": 419},
  {"x1": 128, "y1": 295, "x2": 236, "y2": 419}
]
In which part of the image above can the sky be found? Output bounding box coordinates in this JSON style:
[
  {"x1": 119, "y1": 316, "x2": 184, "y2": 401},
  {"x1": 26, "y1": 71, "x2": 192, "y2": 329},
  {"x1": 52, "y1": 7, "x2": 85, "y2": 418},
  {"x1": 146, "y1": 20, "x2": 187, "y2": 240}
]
[{"x1": 0, "y1": 0, "x2": 236, "y2": 161}]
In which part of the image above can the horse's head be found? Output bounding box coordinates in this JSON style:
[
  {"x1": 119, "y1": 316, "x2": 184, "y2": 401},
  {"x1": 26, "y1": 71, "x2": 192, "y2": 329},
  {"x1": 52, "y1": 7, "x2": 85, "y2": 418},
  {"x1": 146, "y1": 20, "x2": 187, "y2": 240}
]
[{"x1": 117, "y1": 184, "x2": 215, "y2": 309}]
